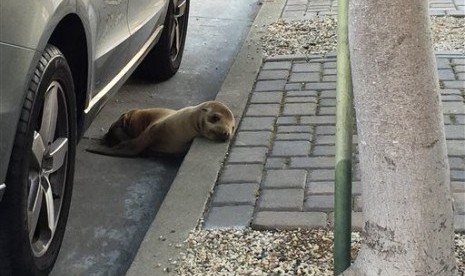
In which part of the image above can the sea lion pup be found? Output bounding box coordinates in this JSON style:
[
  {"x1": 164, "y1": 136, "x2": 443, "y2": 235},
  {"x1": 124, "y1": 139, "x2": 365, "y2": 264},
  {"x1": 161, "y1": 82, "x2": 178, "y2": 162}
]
[{"x1": 87, "y1": 101, "x2": 235, "y2": 157}]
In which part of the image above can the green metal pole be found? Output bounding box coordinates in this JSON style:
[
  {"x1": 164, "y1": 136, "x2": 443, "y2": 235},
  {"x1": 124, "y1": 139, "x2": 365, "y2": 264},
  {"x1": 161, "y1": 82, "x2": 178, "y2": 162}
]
[{"x1": 334, "y1": 0, "x2": 353, "y2": 273}]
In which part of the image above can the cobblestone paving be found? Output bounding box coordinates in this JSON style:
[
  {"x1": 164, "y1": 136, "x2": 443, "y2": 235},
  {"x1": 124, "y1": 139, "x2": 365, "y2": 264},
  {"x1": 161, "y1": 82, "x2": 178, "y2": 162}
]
[
  {"x1": 202, "y1": 0, "x2": 465, "y2": 231},
  {"x1": 281, "y1": 0, "x2": 465, "y2": 19},
  {"x1": 203, "y1": 54, "x2": 465, "y2": 231}
]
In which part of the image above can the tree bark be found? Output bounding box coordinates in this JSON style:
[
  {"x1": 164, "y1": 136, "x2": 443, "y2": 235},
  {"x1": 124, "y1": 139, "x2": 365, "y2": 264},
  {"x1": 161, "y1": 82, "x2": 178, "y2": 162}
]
[{"x1": 345, "y1": 0, "x2": 456, "y2": 274}]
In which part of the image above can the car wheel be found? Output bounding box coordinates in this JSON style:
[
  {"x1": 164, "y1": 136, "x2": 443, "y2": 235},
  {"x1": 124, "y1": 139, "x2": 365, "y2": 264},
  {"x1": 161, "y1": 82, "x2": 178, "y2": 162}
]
[
  {"x1": 0, "y1": 44, "x2": 76, "y2": 275},
  {"x1": 138, "y1": 0, "x2": 190, "y2": 81}
]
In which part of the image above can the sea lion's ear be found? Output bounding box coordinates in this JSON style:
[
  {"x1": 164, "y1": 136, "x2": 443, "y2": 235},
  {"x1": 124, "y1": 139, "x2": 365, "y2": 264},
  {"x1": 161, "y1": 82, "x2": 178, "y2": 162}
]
[{"x1": 201, "y1": 106, "x2": 211, "y2": 112}]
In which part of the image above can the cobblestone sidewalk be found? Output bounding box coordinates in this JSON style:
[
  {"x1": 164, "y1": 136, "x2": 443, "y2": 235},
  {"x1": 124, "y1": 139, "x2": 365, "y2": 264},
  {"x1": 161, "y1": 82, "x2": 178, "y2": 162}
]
[{"x1": 202, "y1": 0, "x2": 465, "y2": 232}]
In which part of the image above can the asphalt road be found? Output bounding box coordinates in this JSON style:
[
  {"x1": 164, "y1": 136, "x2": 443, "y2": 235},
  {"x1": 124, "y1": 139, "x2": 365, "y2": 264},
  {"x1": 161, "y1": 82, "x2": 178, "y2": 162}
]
[{"x1": 51, "y1": 1, "x2": 260, "y2": 275}]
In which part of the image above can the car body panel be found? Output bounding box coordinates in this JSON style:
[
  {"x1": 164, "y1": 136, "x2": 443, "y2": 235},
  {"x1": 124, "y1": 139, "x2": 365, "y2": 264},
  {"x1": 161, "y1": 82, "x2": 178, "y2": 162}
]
[{"x1": 0, "y1": 43, "x2": 38, "y2": 198}]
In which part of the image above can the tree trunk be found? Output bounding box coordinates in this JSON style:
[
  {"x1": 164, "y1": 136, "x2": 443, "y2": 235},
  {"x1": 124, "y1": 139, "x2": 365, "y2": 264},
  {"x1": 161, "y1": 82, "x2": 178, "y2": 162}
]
[{"x1": 344, "y1": 0, "x2": 456, "y2": 274}]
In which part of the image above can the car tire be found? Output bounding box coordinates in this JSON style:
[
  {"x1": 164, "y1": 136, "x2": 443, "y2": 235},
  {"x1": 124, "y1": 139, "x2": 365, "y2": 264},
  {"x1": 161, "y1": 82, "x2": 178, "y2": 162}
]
[
  {"x1": 137, "y1": 0, "x2": 190, "y2": 81},
  {"x1": 0, "y1": 44, "x2": 76, "y2": 276}
]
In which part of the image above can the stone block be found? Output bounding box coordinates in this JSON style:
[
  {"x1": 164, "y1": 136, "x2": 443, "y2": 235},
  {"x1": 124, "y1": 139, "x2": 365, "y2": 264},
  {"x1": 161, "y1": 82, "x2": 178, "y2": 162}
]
[
  {"x1": 227, "y1": 147, "x2": 268, "y2": 164},
  {"x1": 275, "y1": 133, "x2": 312, "y2": 141},
  {"x1": 262, "y1": 61, "x2": 292, "y2": 70},
  {"x1": 257, "y1": 189, "x2": 304, "y2": 211},
  {"x1": 239, "y1": 117, "x2": 276, "y2": 131},
  {"x1": 312, "y1": 145, "x2": 336, "y2": 156},
  {"x1": 282, "y1": 102, "x2": 317, "y2": 116},
  {"x1": 289, "y1": 72, "x2": 320, "y2": 83},
  {"x1": 290, "y1": 156, "x2": 335, "y2": 169},
  {"x1": 257, "y1": 70, "x2": 289, "y2": 80},
  {"x1": 263, "y1": 169, "x2": 307, "y2": 189},
  {"x1": 300, "y1": 116, "x2": 336, "y2": 125},
  {"x1": 203, "y1": 206, "x2": 254, "y2": 229},
  {"x1": 219, "y1": 164, "x2": 264, "y2": 184},
  {"x1": 305, "y1": 82, "x2": 337, "y2": 90},
  {"x1": 252, "y1": 211, "x2": 327, "y2": 230},
  {"x1": 250, "y1": 92, "x2": 283, "y2": 104},
  {"x1": 304, "y1": 195, "x2": 334, "y2": 211},
  {"x1": 292, "y1": 63, "x2": 321, "y2": 72},
  {"x1": 234, "y1": 131, "x2": 273, "y2": 147},
  {"x1": 254, "y1": 80, "x2": 286, "y2": 92},
  {"x1": 287, "y1": 90, "x2": 318, "y2": 97},
  {"x1": 246, "y1": 104, "x2": 281, "y2": 117},
  {"x1": 212, "y1": 183, "x2": 259, "y2": 206},
  {"x1": 265, "y1": 157, "x2": 289, "y2": 169},
  {"x1": 271, "y1": 140, "x2": 311, "y2": 156}
]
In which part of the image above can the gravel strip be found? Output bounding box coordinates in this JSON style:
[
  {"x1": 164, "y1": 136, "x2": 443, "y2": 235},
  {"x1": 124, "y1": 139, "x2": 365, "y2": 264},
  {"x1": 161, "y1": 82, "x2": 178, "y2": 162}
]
[
  {"x1": 261, "y1": 16, "x2": 465, "y2": 57},
  {"x1": 175, "y1": 229, "x2": 464, "y2": 275}
]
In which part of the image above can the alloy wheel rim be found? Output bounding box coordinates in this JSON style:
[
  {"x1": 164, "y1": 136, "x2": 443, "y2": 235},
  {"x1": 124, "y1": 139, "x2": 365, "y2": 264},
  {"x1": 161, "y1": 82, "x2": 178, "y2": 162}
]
[
  {"x1": 27, "y1": 81, "x2": 69, "y2": 257},
  {"x1": 169, "y1": 0, "x2": 187, "y2": 62}
]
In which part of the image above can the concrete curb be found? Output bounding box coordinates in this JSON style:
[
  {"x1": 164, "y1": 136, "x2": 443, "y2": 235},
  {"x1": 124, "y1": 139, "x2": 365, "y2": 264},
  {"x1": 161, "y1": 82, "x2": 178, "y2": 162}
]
[{"x1": 126, "y1": 0, "x2": 286, "y2": 274}]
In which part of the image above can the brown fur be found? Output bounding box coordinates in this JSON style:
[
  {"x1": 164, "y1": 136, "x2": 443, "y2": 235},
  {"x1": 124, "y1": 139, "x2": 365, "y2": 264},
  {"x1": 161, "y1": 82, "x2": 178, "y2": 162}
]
[{"x1": 87, "y1": 101, "x2": 235, "y2": 157}]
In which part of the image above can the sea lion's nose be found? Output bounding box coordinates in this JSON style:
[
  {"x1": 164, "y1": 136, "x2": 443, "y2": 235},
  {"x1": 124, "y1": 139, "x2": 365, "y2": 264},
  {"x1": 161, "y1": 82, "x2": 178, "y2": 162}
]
[{"x1": 221, "y1": 131, "x2": 230, "y2": 141}]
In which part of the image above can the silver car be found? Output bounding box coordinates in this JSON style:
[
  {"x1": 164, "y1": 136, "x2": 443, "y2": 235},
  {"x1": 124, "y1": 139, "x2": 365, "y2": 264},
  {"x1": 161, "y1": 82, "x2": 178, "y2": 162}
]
[{"x1": 0, "y1": 0, "x2": 189, "y2": 274}]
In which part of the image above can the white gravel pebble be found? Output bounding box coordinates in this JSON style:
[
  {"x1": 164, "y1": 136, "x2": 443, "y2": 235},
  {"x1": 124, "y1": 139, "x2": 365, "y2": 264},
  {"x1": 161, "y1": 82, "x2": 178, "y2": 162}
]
[
  {"x1": 261, "y1": 16, "x2": 465, "y2": 57},
  {"x1": 174, "y1": 229, "x2": 464, "y2": 275}
]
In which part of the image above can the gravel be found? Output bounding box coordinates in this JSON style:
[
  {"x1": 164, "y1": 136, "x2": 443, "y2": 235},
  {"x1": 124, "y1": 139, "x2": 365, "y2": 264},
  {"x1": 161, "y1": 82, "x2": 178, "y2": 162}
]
[
  {"x1": 261, "y1": 16, "x2": 465, "y2": 57},
  {"x1": 175, "y1": 229, "x2": 464, "y2": 275}
]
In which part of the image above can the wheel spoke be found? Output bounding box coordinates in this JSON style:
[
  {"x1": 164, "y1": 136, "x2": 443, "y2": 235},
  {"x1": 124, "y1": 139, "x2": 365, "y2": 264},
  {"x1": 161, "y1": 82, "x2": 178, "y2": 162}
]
[
  {"x1": 42, "y1": 176, "x2": 56, "y2": 233},
  {"x1": 174, "y1": 19, "x2": 180, "y2": 54},
  {"x1": 175, "y1": 0, "x2": 187, "y2": 18},
  {"x1": 39, "y1": 84, "x2": 59, "y2": 146},
  {"x1": 31, "y1": 131, "x2": 46, "y2": 170},
  {"x1": 45, "y1": 138, "x2": 68, "y2": 174},
  {"x1": 28, "y1": 175, "x2": 43, "y2": 241}
]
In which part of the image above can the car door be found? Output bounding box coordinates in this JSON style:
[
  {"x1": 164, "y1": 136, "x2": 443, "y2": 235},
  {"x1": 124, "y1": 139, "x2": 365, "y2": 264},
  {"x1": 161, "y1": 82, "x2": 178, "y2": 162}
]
[
  {"x1": 127, "y1": 0, "x2": 166, "y2": 51},
  {"x1": 90, "y1": 0, "x2": 131, "y2": 97}
]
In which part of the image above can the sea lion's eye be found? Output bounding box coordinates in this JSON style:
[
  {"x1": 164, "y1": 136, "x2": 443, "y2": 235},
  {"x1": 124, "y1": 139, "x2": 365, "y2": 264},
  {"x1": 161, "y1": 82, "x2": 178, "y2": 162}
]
[{"x1": 209, "y1": 114, "x2": 221, "y2": 123}]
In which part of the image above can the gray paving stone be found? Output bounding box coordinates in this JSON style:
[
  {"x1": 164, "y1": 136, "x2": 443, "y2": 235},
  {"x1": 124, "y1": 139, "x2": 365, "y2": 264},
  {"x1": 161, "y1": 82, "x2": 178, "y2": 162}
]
[
  {"x1": 320, "y1": 98, "x2": 337, "y2": 107},
  {"x1": 300, "y1": 115, "x2": 336, "y2": 125},
  {"x1": 306, "y1": 182, "x2": 334, "y2": 195},
  {"x1": 287, "y1": 90, "x2": 318, "y2": 97},
  {"x1": 444, "y1": 114, "x2": 465, "y2": 125},
  {"x1": 239, "y1": 117, "x2": 276, "y2": 131},
  {"x1": 227, "y1": 147, "x2": 268, "y2": 164},
  {"x1": 254, "y1": 80, "x2": 287, "y2": 92},
  {"x1": 289, "y1": 72, "x2": 320, "y2": 83},
  {"x1": 455, "y1": 215, "x2": 465, "y2": 232},
  {"x1": 203, "y1": 206, "x2": 254, "y2": 229},
  {"x1": 445, "y1": 125, "x2": 465, "y2": 139},
  {"x1": 275, "y1": 133, "x2": 312, "y2": 141},
  {"x1": 212, "y1": 183, "x2": 259, "y2": 206},
  {"x1": 263, "y1": 169, "x2": 307, "y2": 189},
  {"x1": 312, "y1": 145, "x2": 336, "y2": 156},
  {"x1": 219, "y1": 164, "x2": 264, "y2": 184},
  {"x1": 447, "y1": 141, "x2": 465, "y2": 157},
  {"x1": 328, "y1": 212, "x2": 363, "y2": 231},
  {"x1": 250, "y1": 92, "x2": 283, "y2": 104},
  {"x1": 271, "y1": 140, "x2": 311, "y2": 156},
  {"x1": 257, "y1": 70, "x2": 290, "y2": 80},
  {"x1": 265, "y1": 157, "x2": 289, "y2": 169},
  {"x1": 305, "y1": 82, "x2": 337, "y2": 90},
  {"x1": 450, "y1": 181, "x2": 465, "y2": 193},
  {"x1": 283, "y1": 102, "x2": 317, "y2": 115},
  {"x1": 290, "y1": 156, "x2": 335, "y2": 169},
  {"x1": 441, "y1": 94, "x2": 463, "y2": 101},
  {"x1": 436, "y1": 58, "x2": 451, "y2": 69},
  {"x1": 257, "y1": 189, "x2": 304, "y2": 211},
  {"x1": 292, "y1": 63, "x2": 321, "y2": 72},
  {"x1": 284, "y1": 83, "x2": 303, "y2": 91},
  {"x1": 262, "y1": 61, "x2": 292, "y2": 70},
  {"x1": 453, "y1": 193, "x2": 465, "y2": 214},
  {"x1": 319, "y1": 107, "x2": 337, "y2": 115},
  {"x1": 319, "y1": 90, "x2": 337, "y2": 99},
  {"x1": 277, "y1": 125, "x2": 313, "y2": 133},
  {"x1": 449, "y1": 157, "x2": 465, "y2": 170},
  {"x1": 285, "y1": 96, "x2": 318, "y2": 103},
  {"x1": 452, "y1": 59, "x2": 465, "y2": 66},
  {"x1": 309, "y1": 169, "x2": 335, "y2": 181},
  {"x1": 442, "y1": 102, "x2": 465, "y2": 114},
  {"x1": 322, "y1": 75, "x2": 337, "y2": 82},
  {"x1": 324, "y1": 68, "x2": 337, "y2": 75},
  {"x1": 252, "y1": 211, "x2": 327, "y2": 230},
  {"x1": 314, "y1": 135, "x2": 336, "y2": 145},
  {"x1": 353, "y1": 195, "x2": 363, "y2": 212},
  {"x1": 277, "y1": 116, "x2": 299, "y2": 125},
  {"x1": 440, "y1": 89, "x2": 462, "y2": 95},
  {"x1": 316, "y1": 126, "x2": 336, "y2": 135},
  {"x1": 443, "y1": 81, "x2": 465, "y2": 89},
  {"x1": 234, "y1": 131, "x2": 273, "y2": 147},
  {"x1": 438, "y1": 69, "x2": 456, "y2": 80},
  {"x1": 246, "y1": 104, "x2": 281, "y2": 117},
  {"x1": 451, "y1": 170, "x2": 465, "y2": 181},
  {"x1": 304, "y1": 195, "x2": 335, "y2": 211}
]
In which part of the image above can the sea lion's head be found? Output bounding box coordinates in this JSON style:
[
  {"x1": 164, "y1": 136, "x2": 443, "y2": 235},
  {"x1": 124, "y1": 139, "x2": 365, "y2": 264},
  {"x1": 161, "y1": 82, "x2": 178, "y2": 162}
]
[{"x1": 198, "y1": 101, "x2": 235, "y2": 142}]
